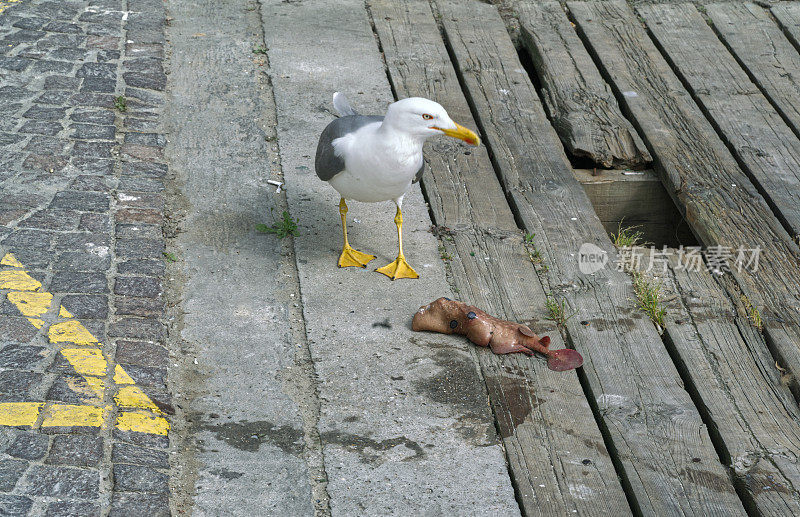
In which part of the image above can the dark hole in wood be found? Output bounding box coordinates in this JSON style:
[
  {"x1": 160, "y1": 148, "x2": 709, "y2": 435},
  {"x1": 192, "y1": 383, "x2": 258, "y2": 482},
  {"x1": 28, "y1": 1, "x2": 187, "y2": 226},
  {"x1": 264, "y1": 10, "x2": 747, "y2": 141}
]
[{"x1": 574, "y1": 168, "x2": 698, "y2": 248}]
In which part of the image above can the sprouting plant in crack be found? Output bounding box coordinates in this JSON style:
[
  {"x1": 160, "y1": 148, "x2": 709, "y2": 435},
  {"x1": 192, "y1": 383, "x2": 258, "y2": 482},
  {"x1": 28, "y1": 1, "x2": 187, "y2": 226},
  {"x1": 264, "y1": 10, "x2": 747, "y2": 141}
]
[
  {"x1": 740, "y1": 294, "x2": 763, "y2": 331},
  {"x1": 612, "y1": 220, "x2": 646, "y2": 248},
  {"x1": 256, "y1": 210, "x2": 298, "y2": 239},
  {"x1": 114, "y1": 95, "x2": 127, "y2": 112},
  {"x1": 631, "y1": 271, "x2": 667, "y2": 329},
  {"x1": 523, "y1": 232, "x2": 547, "y2": 270},
  {"x1": 545, "y1": 294, "x2": 576, "y2": 327}
]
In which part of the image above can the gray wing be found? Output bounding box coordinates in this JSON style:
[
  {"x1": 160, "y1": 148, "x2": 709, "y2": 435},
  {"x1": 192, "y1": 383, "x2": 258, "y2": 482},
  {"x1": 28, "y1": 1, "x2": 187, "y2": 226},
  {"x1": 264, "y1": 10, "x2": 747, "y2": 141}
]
[
  {"x1": 315, "y1": 115, "x2": 383, "y2": 182},
  {"x1": 413, "y1": 160, "x2": 425, "y2": 183}
]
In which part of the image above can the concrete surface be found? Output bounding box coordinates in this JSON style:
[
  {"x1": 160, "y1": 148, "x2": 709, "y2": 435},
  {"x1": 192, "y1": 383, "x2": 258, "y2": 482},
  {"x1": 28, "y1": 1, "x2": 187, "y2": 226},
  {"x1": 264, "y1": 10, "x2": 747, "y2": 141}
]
[{"x1": 164, "y1": 0, "x2": 313, "y2": 514}]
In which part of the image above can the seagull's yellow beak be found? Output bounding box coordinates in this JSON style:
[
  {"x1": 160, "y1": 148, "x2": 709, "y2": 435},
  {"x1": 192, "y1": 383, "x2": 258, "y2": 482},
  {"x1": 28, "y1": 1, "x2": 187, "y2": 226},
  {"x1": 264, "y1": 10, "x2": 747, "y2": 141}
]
[{"x1": 434, "y1": 123, "x2": 480, "y2": 146}]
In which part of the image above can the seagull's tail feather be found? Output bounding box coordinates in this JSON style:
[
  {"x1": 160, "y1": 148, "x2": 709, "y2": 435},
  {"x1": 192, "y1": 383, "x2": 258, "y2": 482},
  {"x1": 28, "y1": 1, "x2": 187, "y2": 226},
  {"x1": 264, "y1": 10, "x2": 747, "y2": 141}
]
[{"x1": 333, "y1": 92, "x2": 359, "y2": 117}]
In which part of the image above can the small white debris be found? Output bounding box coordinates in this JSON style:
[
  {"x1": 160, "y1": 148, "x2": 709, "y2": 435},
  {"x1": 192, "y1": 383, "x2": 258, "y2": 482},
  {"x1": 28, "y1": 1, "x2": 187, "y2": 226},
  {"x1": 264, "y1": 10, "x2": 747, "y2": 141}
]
[
  {"x1": 85, "y1": 243, "x2": 110, "y2": 257},
  {"x1": 353, "y1": 218, "x2": 361, "y2": 224},
  {"x1": 499, "y1": 88, "x2": 510, "y2": 95},
  {"x1": 571, "y1": 217, "x2": 577, "y2": 221},
  {"x1": 622, "y1": 91, "x2": 638, "y2": 97},
  {"x1": 622, "y1": 171, "x2": 644, "y2": 175},
  {"x1": 118, "y1": 193, "x2": 139, "y2": 202}
]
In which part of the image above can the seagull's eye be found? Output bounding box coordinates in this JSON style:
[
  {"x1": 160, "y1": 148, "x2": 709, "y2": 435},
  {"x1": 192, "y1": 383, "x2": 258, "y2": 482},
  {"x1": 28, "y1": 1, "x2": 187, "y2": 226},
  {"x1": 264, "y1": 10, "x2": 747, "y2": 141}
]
[{"x1": 422, "y1": 113, "x2": 433, "y2": 120}]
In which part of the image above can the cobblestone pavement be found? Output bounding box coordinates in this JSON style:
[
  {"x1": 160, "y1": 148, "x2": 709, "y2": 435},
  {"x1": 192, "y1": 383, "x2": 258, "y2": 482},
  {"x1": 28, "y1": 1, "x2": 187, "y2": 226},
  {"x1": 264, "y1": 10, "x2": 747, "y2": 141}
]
[{"x1": 0, "y1": 0, "x2": 171, "y2": 514}]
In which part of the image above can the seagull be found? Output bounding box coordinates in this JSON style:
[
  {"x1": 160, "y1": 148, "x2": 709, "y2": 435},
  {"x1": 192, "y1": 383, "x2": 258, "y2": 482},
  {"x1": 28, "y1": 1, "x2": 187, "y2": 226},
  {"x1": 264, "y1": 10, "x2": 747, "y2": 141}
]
[{"x1": 315, "y1": 93, "x2": 480, "y2": 280}]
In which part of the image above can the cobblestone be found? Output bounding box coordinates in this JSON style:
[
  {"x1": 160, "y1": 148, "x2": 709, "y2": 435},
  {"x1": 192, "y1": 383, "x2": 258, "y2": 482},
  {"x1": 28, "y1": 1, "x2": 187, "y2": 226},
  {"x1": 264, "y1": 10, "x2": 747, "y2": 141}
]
[
  {"x1": 25, "y1": 465, "x2": 99, "y2": 498},
  {"x1": 1, "y1": 0, "x2": 172, "y2": 509},
  {"x1": 7, "y1": 431, "x2": 50, "y2": 460},
  {"x1": 47, "y1": 435, "x2": 103, "y2": 467},
  {"x1": 45, "y1": 501, "x2": 101, "y2": 517}
]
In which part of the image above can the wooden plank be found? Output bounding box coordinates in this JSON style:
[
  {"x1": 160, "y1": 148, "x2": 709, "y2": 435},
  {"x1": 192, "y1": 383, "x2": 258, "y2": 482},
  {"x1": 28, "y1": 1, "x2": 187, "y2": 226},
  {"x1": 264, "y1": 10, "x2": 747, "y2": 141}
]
[
  {"x1": 368, "y1": 1, "x2": 630, "y2": 514},
  {"x1": 573, "y1": 168, "x2": 695, "y2": 247},
  {"x1": 436, "y1": 1, "x2": 746, "y2": 514},
  {"x1": 772, "y1": 2, "x2": 800, "y2": 52},
  {"x1": 707, "y1": 3, "x2": 800, "y2": 141},
  {"x1": 569, "y1": 0, "x2": 800, "y2": 414},
  {"x1": 517, "y1": 1, "x2": 651, "y2": 169},
  {"x1": 638, "y1": 3, "x2": 800, "y2": 241},
  {"x1": 653, "y1": 254, "x2": 800, "y2": 515}
]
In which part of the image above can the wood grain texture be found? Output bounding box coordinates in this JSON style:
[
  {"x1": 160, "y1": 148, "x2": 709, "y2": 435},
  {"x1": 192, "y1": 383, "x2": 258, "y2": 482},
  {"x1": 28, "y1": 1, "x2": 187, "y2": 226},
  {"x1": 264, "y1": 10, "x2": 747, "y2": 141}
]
[
  {"x1": 638, "y1": 3, "x2": 800, "y2": 240},
  {"x1": 437, "y1": 1, "x2": 745, "y2": 514},
  {"x1": 653, "y1": 254, "x2": 800, "y2": 516},
  {"x1": 368, "y1": 1, "x2": 630, "y2": 514},
  {"x1": 707, "y1": 2, "x2": 800, "y2": 141},
  {"x1": 772, "y1": 2, "x2": 800, "y2": 51},
  {"x1": 569, "y1": 0, "x2": 800, "y2": 413},
  {"x1": 517, "y1": 1, "x2": 651, "y2": 169}
]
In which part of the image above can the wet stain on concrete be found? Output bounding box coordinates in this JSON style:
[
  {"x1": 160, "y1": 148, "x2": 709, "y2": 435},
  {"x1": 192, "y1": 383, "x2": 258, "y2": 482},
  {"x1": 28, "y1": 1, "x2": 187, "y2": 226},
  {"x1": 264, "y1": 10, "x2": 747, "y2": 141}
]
[
  {"x1": 413, "y1": 349, "x2": 500, "y2": 445},
  {"x1": 209, "y1": 468, "x2": 244, "y2": 480},
  {"x1": 414, "y1": 349, "x2": 487, "y2": 415},
  {"x1": 321, "y1": 429, "x2": 425, "y2": 465},
  {"x1": 200, "y1": 420, "x2": 303, "y2": 454}
]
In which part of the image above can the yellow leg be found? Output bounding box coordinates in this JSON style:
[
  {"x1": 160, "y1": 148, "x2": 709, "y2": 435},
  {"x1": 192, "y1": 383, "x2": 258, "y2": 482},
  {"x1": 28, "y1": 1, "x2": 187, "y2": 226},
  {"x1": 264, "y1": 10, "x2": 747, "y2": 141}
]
[
  {"x1": 337, "y1": 198, "x2": 375, "y2": 268},
  {"x1": 376, "y1": 206, "x2": 419, "y2": 280}
]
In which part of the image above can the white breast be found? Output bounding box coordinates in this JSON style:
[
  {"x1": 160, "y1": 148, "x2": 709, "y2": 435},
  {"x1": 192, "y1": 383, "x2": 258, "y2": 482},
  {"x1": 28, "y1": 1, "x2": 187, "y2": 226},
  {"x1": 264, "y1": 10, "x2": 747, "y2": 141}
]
[{"x1": 328, "y1": 122, "x2": 423, "y2": 203}]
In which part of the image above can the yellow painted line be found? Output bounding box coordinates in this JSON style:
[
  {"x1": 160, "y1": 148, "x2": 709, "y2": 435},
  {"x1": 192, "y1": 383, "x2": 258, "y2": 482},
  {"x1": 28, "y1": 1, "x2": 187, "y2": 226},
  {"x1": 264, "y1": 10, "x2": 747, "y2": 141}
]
[
  {"x1": 114, "y1": 364, "x2": 135, "y2": 384},
  {"x1": 0, "y1": 252, "x2": 171, "y2": 435},
  {"x1": 40, "y1": 404, "x2": 107, "y2": 428},
  {"x1": 0, "y1": 402, "x2": 43, "y2": 426},
  {"x1": 7, "y1": 291, "x2": 53, "y2": 318},
  {"x1": 116, "y1": 411, "x2": 169, "y2": 436},
  {"x1": 1, "y1": 252, "x2": 24, "y2": 268},
  {"x1": 61, "y1": 348, "x2": 107, "y2": 376},
  {"x1": 0, "y1": 269, "x2": 41, "y2": 291},
  {"x1": 115, "y1": 385, "x2": 162, "y2": 413},
  {"x1": 49, "y1": 319, "x2": 100, "y2": 345}
]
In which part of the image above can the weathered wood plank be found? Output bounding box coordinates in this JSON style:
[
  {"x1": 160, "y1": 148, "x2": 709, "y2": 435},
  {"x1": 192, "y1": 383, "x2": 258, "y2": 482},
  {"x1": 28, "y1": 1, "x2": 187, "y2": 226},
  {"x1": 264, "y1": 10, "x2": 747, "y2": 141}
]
[
  {"x1": 772, "y1": 2, "x2": 800, "y2": 51},
  {"x1": 651, "y1": 254, "x2": 800, "y2": 515},
  {"x1": 569, "y1": 0, "x2": 800, "y2": 411},
  {"x1": 706, "y1": 2, "x2": 800, "y2": 141},
  {"x1": 517, "y1": 1, "x2": 651, "y2": 169},
  {"x1": 437, "y1": 1, "x2": 746, "y2": 514},
  {"x1": 638, "y1": 3, "x2": 800, "y2": 240},
  {"x1": 368, "y1": 1, "x2": 630, "y2": 514}
]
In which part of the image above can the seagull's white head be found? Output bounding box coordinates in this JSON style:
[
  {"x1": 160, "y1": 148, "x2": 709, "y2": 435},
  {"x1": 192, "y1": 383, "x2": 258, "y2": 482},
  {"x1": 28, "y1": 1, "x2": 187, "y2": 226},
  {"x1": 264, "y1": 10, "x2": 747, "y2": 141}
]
[{"x1": 382, "y1": 97, "x2": 480, "y2": 146}]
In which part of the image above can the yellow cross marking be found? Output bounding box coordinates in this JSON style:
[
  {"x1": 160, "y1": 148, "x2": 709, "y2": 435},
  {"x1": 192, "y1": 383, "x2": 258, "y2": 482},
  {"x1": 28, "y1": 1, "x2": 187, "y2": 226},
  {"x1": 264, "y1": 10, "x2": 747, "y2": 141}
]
[{"x1": 0, "y1": 252, "x2": 169, "y2": 435}]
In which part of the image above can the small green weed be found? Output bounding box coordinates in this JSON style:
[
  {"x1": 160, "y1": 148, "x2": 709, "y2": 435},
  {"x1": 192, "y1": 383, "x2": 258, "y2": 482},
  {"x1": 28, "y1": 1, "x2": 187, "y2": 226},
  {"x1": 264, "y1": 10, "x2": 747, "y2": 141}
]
[
  {"x1": 524, "y1": 233, "x2": 535, "y2": 245},
  {"x1": 162, "y1": 252, "x2": 178, "y2": 262},
  {"x1": 252, "y1": 45, "x2": 268, "y2": 55},
  {"x1": 612, "y1": 220, "x2": 645, "y2": 248},
  {"x1": 545, "y1": 294, "x2": 576, "y2": 327},
  {"x1": 256, "y1": 211, "x2": 298, "y2": 238},
  {"x1": 114, "y1": 96, "x2": 127, "y2": 112},
  {"x1": 439, "y1": 246, "x2": 453, "y2": 262},
  {"x1": 740, "y1": 294, "x2": 763, "y2": 331},
  {"x1": 631, "y1": 271, "x2": 666, "y2": 327}
]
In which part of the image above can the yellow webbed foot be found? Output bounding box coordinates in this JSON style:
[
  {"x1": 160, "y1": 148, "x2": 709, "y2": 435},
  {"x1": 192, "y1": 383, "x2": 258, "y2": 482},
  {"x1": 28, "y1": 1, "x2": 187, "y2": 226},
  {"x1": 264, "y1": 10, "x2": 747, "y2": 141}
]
[
  {"x1": 338, "y1": 245, "x2": 376, "y2": 268},
  {"x1": 376, "y1": 255, "x2": 419, "y2": 280}
]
